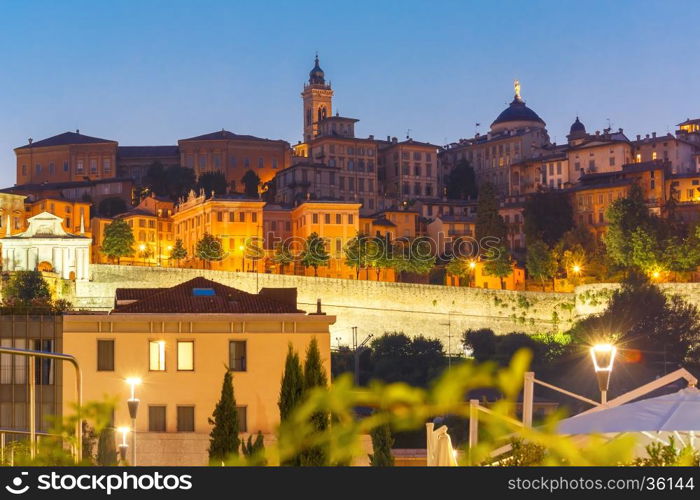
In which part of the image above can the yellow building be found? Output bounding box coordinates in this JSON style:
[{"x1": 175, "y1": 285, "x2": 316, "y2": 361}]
[
  {"x1": 291, "y1": 201, "x2": 361, "y2": 278},
  {"x1": 92, "y1": 193, "x2": 174, "y2": 266},
  {"x1": 427, "y1": 215, "x2": 475, "y2": 255},
  {"x1": 62, "y1": 277, "x2": 334, "y2": 465},
  {"x1": 0, "y1": 192, "x2": 28, "y2": 235},
  {"x1": 172, "y1": 192, "x2": 265, "y2": 272},
  {"x1": 26, "y1": 198, "x2": 91, "y2": 236}
]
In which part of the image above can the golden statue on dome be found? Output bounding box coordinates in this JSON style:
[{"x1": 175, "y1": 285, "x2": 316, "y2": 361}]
[{"x1": 514, "y1": 79, "x2": 521, "y2": 99}]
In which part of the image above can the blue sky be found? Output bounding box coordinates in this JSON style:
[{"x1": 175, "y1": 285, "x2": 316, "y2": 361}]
[{"x1": 0, "y1": 0, "x2": 698, "y2": 187}]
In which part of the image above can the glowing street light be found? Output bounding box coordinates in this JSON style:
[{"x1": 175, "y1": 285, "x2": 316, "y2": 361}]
[
  {"x1": 125, "y1": 377, "x2": 141, "y2": 465},
  {"x1": 571, "y1": 264, "x2": 582, "y2": 275},
  {"x1": 468, "y1": 260, "x2": 477, "y2": 270},
  {"x1": 590, "y1": 343, "x2": 617, "y2": 404},
  {"x1": 117, "y1": 426, "x2": 130, "y2": 464}
]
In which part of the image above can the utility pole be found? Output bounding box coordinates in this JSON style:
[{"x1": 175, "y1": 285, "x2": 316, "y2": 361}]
[{"x1": 352, "y1": 327, "x2": 373, "y2": 386}]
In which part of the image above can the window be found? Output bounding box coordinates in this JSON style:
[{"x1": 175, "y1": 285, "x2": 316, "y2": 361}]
[
  {"x1": 97, "y1": 340, "x2": 114, "y2": 371},
  {"x1": 177, "y1": 406, "x2": 195, "y2": 432},
  {"x1": 335, "y1": 214, "x2": 341, "y2": 224},
  {"x1": 258, "y1": 157, "x2": 264, "y2": 168},
  {"x1": 312, "y1": 213, "x2": 319, "y2": 224},
  {"x1": 148, "y1": 405, "x2": 166, "y2": 432},
  {"x1": 237, "y1": 406, "x2": 247, "y2": 432},
  {"x1": 104, "y1": 159, "x2": 112, "y2": 173},
  {"x1": 229, "y1": 341, "x2": 247, "y2": 371},
  {"x1": 348, "y1": 214, "x2": 354, "y2": 224},
  {"x1": 177, "y1": 341, "x2": 194, "y2": 371},
  {"x1": 89, "y1": 159, "x2": 97, "y2": 174},
  {"x1": 252, "y1": 212, "x2": 257, "y2": 223},
  {"x1": 324, "y1": 214, "x2": 330, "y2": 224},
  {"x1": 149, "y1": 341, "x2": 166, "y2": 371},
  {"x1": 239, "y1": 212, "x2": 245, "y2": 222}
]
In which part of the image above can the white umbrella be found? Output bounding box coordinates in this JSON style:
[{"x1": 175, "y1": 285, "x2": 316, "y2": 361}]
[{"x1": 558, "y1": 387, "x2": 700, "y2": 435}]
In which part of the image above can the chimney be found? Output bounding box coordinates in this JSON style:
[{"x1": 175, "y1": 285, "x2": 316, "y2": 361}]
[
  {"x1": 652, "y1": 132, "x2": 657, "y2": 139},
  {"x1": 309, "y1": 298, "x2": 326, "y2": 315},
  {"x1": 387, "y1": 135, "x2": 391, "y2": 142},
  {"x1": 637, "y1": 134, "x2": 641, "y2": 141},
  {"x1": 369, "y1": 134, "x2": 374, "y2": 140}
]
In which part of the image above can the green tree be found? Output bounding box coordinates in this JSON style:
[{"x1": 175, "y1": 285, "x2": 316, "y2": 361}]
[
  {"x1": 300, "y1": 232, "x2": 330, "y2": 276},
  {"x1": 526, "y1": 240, "x2": 557, "y2": 290},
  {"x1": 196, "y1": 232, "x2": 225, "y2": 269},
  {"x1": 368, "y1": 423, "x2": 394, "y2": 466},
  {"x1": 463, "y1": 328, "x2": 497, "y2": 362},
  {"x1": 300, "y1": 338, "x2": 329, "y2": 466},
  {"x1": 604, "y1": 184, "x2": 653, "y2": 269},
  {"x1": 241, "y1": 170, "x2": 261, "y2": 198},
  {"x1": 208, "y1": 370, "x2": 240, "y2": 464},
  {"x1": 165, "y1": 165, "x2": 197, "y2": 201},
  {"x1": 446, "y1": 160, "x2": 478, "y2": 200},
  {"x1": 572, "y1": 275, "x2": 700, "y2": 370},
  {"x1": 273, "y1": 241, "x2": 295, "y2": 274},
  {"x1": 344, "y1": 233, "x2": 370, "y2": 279},
  {"x1": 197, "y1": 171, "x2": 228, "y2": 197},
  {"x1": 523, "y1": 191, "x2": 573, "y2": 246},
  {"x1": 4, "y1": 270, "x2": 51, "y2": 301},
  {"x1": 241, "y1": 431, "x2": 266, "y2": 465},
  {"x1": 391, "y1": 238, "x2": 436, "y2": 281},
  {"x1": 96, "y1": 426, "x2": 117, "y2": 466},
  {"x1": 278, "y1": 344, "x2": 304, "y2": 466},
  {"x1": 475, "y1": 182, "x2": 507, "y2": 243},
  {"x1": 445, "y1": 257, "x2": 475, "y2": 286},
  {"x1": 367, "y1": 236, "x2": 392, "y2": 280},
  {"x1": 482, "y1": 245, "x2": 512, "y2": 289},
  {"x1": 170, "y1": 238, "x2": 187, "y2": 265},
  {"x1": 101, "y1": 218, "x2": 135, "y2": 264},
  {"x1": 97, "y1": 196, "x2": 128, "y2": 218},
  {"x1": 369, "y1": 332, "x2": 446, "y2": 387}
]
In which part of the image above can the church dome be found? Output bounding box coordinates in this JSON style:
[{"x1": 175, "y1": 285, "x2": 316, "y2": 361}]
[
  {"x1": 490, "y1": 81, "x2": 545, "y2": 132},
  {"x1": 569, "y1": 116, "x2": 586, "y2": 135},
  {"x1": 309, "y1": 55, "x2": 325, "y2": 85}
]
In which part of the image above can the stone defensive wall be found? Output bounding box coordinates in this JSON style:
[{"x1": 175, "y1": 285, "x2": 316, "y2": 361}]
[
  {"x1": 75, "y1": 265, "x2": 576, "y2": 349},
  {"x1": 74, "y1": 266, "x2": 700, "y2": 348}
]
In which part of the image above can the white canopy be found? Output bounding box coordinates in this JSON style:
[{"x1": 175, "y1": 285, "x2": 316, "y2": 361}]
[{"x1": 558, "y1": 387, "x2": 700, "y2": 435}]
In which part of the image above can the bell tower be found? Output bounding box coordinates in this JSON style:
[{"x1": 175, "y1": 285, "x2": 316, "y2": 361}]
[{"x1": 302, "y1": 54, "x2": 333, "y2": 142}]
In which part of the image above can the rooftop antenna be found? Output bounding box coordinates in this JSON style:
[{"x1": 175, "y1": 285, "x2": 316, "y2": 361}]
[
  {"x1": 475, "y1": 122, "x2": 481, "y2": 135},
  {"x1": 406, "y1": 129, "x2": 412, "y2": 139},
  {"x1": 606, "y1": 118, "x2": 612, "y2": 130}
]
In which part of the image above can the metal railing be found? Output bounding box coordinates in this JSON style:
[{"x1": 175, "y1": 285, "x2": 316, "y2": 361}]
[{"x1": 0, "y1": 347, "x2": 82, "y2": 462}]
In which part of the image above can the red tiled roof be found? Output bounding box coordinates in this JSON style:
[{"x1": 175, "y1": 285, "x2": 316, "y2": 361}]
[{"x1": 112, "y1": 277, "x2": 301, "y2": 314}]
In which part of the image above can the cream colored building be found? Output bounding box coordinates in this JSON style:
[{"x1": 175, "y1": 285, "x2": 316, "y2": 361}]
[
  {"x1": 1, "y1": 212, "x2": 90, "y2": 280},
  {"x1": 62, "y1": 277, "x2": 334, "y2": 465}
]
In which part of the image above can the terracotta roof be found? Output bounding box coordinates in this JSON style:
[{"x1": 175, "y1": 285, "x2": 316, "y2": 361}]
[
  {"x1": 179, "y1": 130, "x2": 286, "y2": 144},
  {"x1": 16, "y1": 131, "x2": 116, "y2": 150},
  {"x1": 117, "y1": 146, "x2": 179, "y2": 158},
  {"x1": 112, "y1": 277, "x2": 302, "y2": 314}
]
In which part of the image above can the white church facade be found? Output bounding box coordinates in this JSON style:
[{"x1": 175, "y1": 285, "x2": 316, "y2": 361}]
[{"x1": 1, "y1": 212, "x2": 91, "y2": 281}]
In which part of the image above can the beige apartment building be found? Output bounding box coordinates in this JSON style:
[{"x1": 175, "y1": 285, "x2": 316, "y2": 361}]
[{"x1": 62, "y1": 277, "x2": 334, "y2": 465}]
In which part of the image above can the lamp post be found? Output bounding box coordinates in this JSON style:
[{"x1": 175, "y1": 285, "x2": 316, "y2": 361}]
[
  {"x1": 590, "y1": 344, "x2": 617, "y2": 404},
  {"x1": 138, "y1": 244, "x2": 146, "y2": 266},
  {"x1": 126, "y1": 377, "x2": 141, "y2": 465},
  {"x1": 468, "y1": 260, "x2": 476, "y2": 287},
  {"x1": 239, "y1": 245, "x2": 245, "y2": 272},
  {"x1": 117, "y1": 426, "x2": 129, "y2": 464}
]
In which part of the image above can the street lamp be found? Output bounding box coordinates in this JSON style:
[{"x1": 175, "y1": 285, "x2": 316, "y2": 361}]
[
  {"x1": 239, "y1": 245, "x2": 246, "y2": 272},
  {"x1": 590, "y1": 343, "x2": 617, "y2": 404},
  {"x1": 138, "y1": 244, "x2": 147, "y2": 266},
  {"x1": 468, "y1": 260, "x2": 477, "y2": 287},
  {"x1": 571, "y1": 264, "x2": 582, "y2": 275},
  {"x1": 125, "y1": 377, "x2": 141, "y2": 465},
  {"x1": 117, "y1": 426, "x2": 130, "y2": 464}
]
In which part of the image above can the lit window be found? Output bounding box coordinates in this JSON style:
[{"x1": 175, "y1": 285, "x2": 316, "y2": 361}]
[
  {"x1": 177, "y1": 341, "x2": 194, "y2": 371},
  {"x1": 149, "y1": 341, "x2": 166, "y2": 371}
]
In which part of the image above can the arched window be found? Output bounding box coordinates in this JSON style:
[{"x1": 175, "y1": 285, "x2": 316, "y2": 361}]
[{"x1": 306, "y1": 108, "x2": 312, "y2": 125}]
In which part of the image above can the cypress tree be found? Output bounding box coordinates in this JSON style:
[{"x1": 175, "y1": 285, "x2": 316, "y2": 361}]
[
  {"x1": 300, "y1": 337, "x2": 329, "y2": 466},
  {"x1": 208, "y1": 370, "x2": 240, "y2": 464},
  {"x1": 368, "y1": 423, "x2": 395, "y2": 466},
  {"x1": 96, "y1": 426, "x2": 117, "y2": 466},
  {"x1": 278, "y1": 344, "x2": 304, "y2": 466}
]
